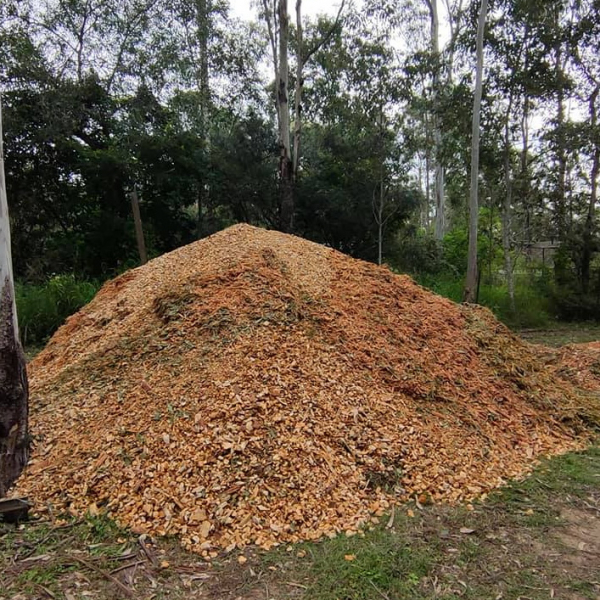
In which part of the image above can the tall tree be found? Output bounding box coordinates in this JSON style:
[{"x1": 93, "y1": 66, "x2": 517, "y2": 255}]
[
  {"x1": 0, "y1": 97, "x2": 29, "y2": 496},
  {"x1": 261, "y1": 0, "x2": 344, "y2": 233},
  {"x1": 424, "y1": 0, "x2": 446, "y2": 240},
  {"x1": 464, "y1": 0, "x2": 489, "y2": 303}
]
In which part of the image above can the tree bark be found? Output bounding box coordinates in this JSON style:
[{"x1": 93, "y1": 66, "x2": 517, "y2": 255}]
[
  {"x1": 582, "y1": 86, "x2": 599, "y2": 293},
  {"x1": 196, "y1": 0, "x2": 211, "y2": 238},
  {"x1": 464, "y1": 0, "x2": 488, "y2": 303},
  {"x1": 520, "y1": 93, "x2": 532, "y2": 255},
  {"x1": 550, "y1": 3, "x2": 569, "y2": 287},
  {"x1": 292, "y1": 0, "x2": 303, "y2": 184},
  {"x1": 555, "y1": 44, "x2": 567, "y2": 242},
  {"x1": 130, "y1": 187, "x2": 148, "y2": 265},
  {"x1": 277, "y1": 0, "x2": 293, "y2": 232},
  {"x1": 425, "y1": 0, "x2": 446, "y2": 241},
  {"x1": 503, "y1": 93, "x2": 515, "y2": 311},
  {"x1": 0, "y1": 97, "x2": 29, "y2": 497}
]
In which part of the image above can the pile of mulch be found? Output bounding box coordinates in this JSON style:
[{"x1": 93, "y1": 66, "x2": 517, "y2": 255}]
[
  {"x1": 14, "y1": 225, "x2": 600, "y2": 556},
  {"x1": 542, "y1": 341, "x2": 600, "y2": 393}
]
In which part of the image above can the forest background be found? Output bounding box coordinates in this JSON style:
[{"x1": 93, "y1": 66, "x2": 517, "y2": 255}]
[{"x1": 1, "y1": 0, "x2": 599, "y2": 346}]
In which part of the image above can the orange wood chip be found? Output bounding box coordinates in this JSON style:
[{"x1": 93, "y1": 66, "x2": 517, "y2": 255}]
[{"x1": 15, "y1": 225, "x2": 598, "y2": 553}]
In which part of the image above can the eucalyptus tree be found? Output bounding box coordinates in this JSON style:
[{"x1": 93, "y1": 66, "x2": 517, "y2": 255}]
[
  {"x1": 2, "y1": 0, "x2": 167, "y2": 93},
  {"x1": 0, "y1": 97, "x2": 28, "y2": 497},
  {"x1": 259, "y1": 0, "x2": 345, "y2": 232},
  {"x1": 399, "y1": 0, "x2": 466, "y2": 238},
  {"x1": 291, "y1": 1, "x2": 419, "y2": 261},
  {"x1": 424, "y1": 0, "x2": 447, "y2": 240},
  {"x1": 464, "y1": 0, "x2": 489, "y2": 303}
]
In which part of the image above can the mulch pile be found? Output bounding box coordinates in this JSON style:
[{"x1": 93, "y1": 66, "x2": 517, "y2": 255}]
[
  {"x1": 14, "y1": 225, "x2": 600, "y2": 555},
  {"x1": 542, "y1": 341, "x2": 600, "y2": 393}
]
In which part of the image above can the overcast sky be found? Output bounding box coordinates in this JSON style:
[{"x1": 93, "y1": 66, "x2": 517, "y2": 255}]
[{"x1": 229, "y1": 0, "x2": 343, "y2": 21}]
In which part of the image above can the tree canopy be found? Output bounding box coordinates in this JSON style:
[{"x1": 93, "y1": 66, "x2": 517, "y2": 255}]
[{"x1": 1, "y1": 0, "x2": 599, "y2": 322}]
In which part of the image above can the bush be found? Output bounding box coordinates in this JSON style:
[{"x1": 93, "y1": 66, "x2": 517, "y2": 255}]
[
  {"x1": 416, "y1": 276, "x2": 553, "y2": 329},
  {"x1": 551, "y1": 289, "x2": 600, "y2": 321},
  {"x1": 16, "y1": 275, "x2": 99, "y2": 346}
]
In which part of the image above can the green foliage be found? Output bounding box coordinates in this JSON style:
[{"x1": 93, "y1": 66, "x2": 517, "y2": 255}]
[
  {"x1": 16, "y1": 275, "x2": 99, "y2": 346},
  {"x1": 417, "y1": 276, "x2": 553, "y2": 328},
  {"x1": 390, "y1": 228, "x2": 446, "y2": 276},
  {"x1": 552, "y1": 288, "x2": 600, "y2": 321}
]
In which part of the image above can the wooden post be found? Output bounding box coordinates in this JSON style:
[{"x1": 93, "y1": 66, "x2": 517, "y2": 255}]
[{"x1": 130, "y1": 187, "x2": 148, "y2": 265}]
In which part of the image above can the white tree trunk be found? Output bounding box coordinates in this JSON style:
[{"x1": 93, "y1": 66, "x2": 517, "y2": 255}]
[
  {"x1": 277, "y1": 0, "x2": 294, "y2": 232},
  {"x1": 425, "y1": 0, "x2": 446, "y2": 241},
  {"x1": 130, "y1": 187, "x2": 148, "y2": 265},
  {"x1": 464, "y1": 0, "x2": 488, "y2": 303},
  {"x1": 0, "y1": 97, "x2": 29, "y2": 497},
  {"x1": 292, "y1": 0, "x2": 303, "y2": 183}
]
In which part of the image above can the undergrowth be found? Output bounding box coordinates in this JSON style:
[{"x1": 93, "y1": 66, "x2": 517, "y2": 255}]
[
  {"x1": 419, "y1": 276, "x2": 554, "y2": 329},
  {"x1": 16, "y1": 275, "x2": 100, "y2": 346}
]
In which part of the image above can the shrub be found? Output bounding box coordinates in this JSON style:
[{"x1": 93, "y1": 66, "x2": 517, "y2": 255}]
[
  {"x1": 416, "y1": 276, "x2": 553, "y2": 329},
  {"x1": 16, "y1": 275, "x2": 99, "y2": 346}
]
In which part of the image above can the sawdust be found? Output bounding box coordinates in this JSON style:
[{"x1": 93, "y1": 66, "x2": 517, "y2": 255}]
[{"x1": 13, "y1": 225, "x2": 600, "y2": 556}]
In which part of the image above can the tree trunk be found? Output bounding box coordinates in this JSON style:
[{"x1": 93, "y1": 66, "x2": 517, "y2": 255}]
[
  {"x1": 520, "y1": 93, "x2": 532, "y2": 255},
  {"x1": 277, "y1": 0, "x2": 293, "y2": 232},
  {"x1": 425, "y1": 0, "x2": 446, "y2": 241},
  {"x1": 196, "y1": 0, "x2": 211, "y2": 238},
  {"x1": 377, "y1": 163, "x2": 384, "y2": 266},
  {"x1": 582, "y1": 86, "x2": 599, "y2": 293},
  {"x1": 425, "y1": 142, "x2": 432, "y2": 230},
  {"x1": 292, "y1": 0, "x2": 303, "y2": 184},
  {"x1": 552, "y1": 8, "x2": 568, "y2": 284},
  {"x1": 555, "y1": 62, "x2": 567, "y2": 242},
  {"x1": 130, "y1": 187, "x2": 148, "y2": 265},
  {"x1": 503, "y1": 94, "x2": 515, "y2": 311},
  {"x1": 464, "y1": 0, "x2": 488, "y2": 303},
  {"x1": 0, "y1": 97, "x2": 29, "y2": 497}
]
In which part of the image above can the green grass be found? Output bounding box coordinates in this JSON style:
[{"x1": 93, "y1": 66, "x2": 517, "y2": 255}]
[
  {"x1": 252, "y1": 445, "x2": 600, "y2": 600},
  {"x1": 16, "y1": 274, "x2": 99, "y2": 346},
  {"x1": 419, "y1": 277, "x2": 553, "y2": 329},
  {"x1": 0, "y1": 515, "x2": 134, "y2": 597},
  {"x1": 302, "y1": 526, "x2": 432, "y2": 600}
]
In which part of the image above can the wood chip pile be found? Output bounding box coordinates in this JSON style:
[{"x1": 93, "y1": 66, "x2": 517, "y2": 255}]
[
  {"x1": 15, "y1": 225, "x2": 599, "y2": 555},
  {"x1": 543, "y1": 341, "x2": 600, "y2": 393}
]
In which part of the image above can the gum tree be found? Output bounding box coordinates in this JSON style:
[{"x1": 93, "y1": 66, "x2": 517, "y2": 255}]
[{"x1": 0, "y1": 96, "x2": 29, "y2": 497}]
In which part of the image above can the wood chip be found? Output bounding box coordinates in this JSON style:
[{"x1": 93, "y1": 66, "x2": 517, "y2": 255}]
[{"x1": 15, "y1": 224, "x2": 598, "y2": 553}]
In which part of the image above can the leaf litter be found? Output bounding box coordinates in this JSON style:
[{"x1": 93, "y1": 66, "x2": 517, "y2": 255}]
[{"x1": 14, "y1": 224, "x2": 600, "y2": 556}]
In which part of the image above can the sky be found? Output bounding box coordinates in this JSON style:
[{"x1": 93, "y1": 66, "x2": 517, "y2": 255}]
[{"x1": 229, "y1": 0, "x2": 343, "y2": 22}]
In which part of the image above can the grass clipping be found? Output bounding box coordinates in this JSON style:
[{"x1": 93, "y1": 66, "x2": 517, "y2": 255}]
[{"x1": 16, "y1": 225, "x2": 599, "y2": 555}]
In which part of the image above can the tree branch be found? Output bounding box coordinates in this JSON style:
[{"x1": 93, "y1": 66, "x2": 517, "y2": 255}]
[{"x1": 302, "y1": 0, "x2": 345, "y2": 67}]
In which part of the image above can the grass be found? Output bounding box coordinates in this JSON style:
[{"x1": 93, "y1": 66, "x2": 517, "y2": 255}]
[
  {"x1": 420, "y1": 277, "x2": 554, "y2": 329},
  {"x1": 2, "y1": 449, "x2": 598, "y2": 600},
  {"x1": 519, "y1": 322, "x2": 600, "y2": 346},
  {"x1": 16, "y1": 275, "x2": 100, "y2": 347},
  {"x1": 301, "y1": 526, "x2": 432, "y2": 600},
  {"x1": 0, "y1": 514, "x2": 136, "y2": 598}
]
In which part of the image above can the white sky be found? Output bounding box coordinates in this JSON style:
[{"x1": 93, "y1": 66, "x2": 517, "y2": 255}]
[{"x1": 229, "y1": 0, "x2": 343, "y2": 21}]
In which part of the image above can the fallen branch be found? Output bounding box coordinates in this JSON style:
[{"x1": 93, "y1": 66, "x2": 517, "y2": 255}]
[
  {"x1": 110, "y1": 560, "x2": 145, "y2": 575},
  {"x1": 71, "y1": 556, "x2": 135, "y2": 598}
]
